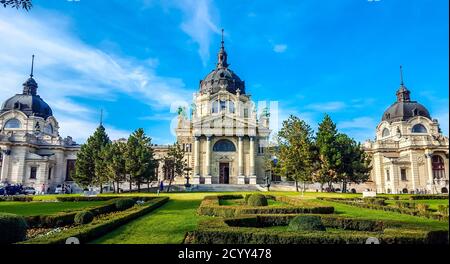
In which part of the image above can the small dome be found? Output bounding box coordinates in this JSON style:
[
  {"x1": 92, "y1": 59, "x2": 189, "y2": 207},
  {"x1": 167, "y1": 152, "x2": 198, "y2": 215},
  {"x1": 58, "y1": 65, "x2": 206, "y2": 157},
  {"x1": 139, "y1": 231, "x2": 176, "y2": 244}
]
[
  {"x1": 200, "y1": 68, "x2": 245, "y2": 95},
  {"x1": 382, "y1": 83, "x2": 431, "y2": 122},
  {"x1": 1, "y1": 75, "x2": 53, "y2": 119}
]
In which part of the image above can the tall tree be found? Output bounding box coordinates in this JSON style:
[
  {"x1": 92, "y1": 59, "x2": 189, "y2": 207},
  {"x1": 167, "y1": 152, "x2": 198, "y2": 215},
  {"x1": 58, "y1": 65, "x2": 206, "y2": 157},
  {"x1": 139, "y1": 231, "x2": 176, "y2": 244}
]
[
  {"x1": 165, "y1": 143, "x2": 185, "y2": 192},
  {"x1": 95, "y1": 143, "x2": 112, "y2": 193},
  {"x1": 107, "y1": 141, "x2": 127, "y2": 193},
  {"x1": 335, "y1": 134, "x2": 371, "y2": 192},
  {"x1": 276, "y1": 115, "x2": 316, "y2": 194},
  {"x1": 263, "y1": 143, "x2": 278, "y2": 191},
  {"x1": 1, "y1": 0, "x2": 32, "y2": 10},
  {"x1": 125, "y1": 128, "x2": 153, "y2": 192},
  {"x1": 73, "y1": 125, "x2": 110, "y2": 189},
  {"x1": 314, "y1": 114, "x2": 340, "y2": 190}
]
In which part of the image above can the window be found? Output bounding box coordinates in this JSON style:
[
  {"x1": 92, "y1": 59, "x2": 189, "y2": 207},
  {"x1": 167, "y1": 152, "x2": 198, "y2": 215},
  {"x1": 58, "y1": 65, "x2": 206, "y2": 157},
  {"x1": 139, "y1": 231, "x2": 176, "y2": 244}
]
[
  {"x1": 44, "y1": 124, "x2": 53, "y2": 134},
  {"x1": 211, "y1": 101, "x2": 219, "y2": 113},
  {"x1": 30, "y1": 167, "x2": 37, "y2": 179},
  {"x1": 386, "y1": 169, "x2": 390, "y2": 182},
  {"x1": 400, "y1": 169, "x2": 407, "y2": 181},
  {"x1": 66, "y1": 160, "x2": 76, "y2": 181},
  {"x1": 4, "y1": 118, "x2": 21, "y2": 129},
  {"x1": 220, "y1": 100, "x2": 226, "y2": 112},
  {"x1": 411, "y1": 124, "x2": 427, "y2": 133},
  {"x1": 244, "y1": 108, "x2": 249, "y2": 118},
  {"x1": 183, "y1": 143, "x2": 192, "y2": 152},
  {"x1": 258, "y1": 145, "x2": 264, "y2": 154},
  {"x1": 382, "y1": 128, "x2": 390, "y2": 137},
  {"x1": 213, "y1": 139, "x2": 236, "y2": 152},
  {"x1": 229, "y1": 101, "x2": 235, "y2": 113},
  {"x1": 48, "y1": 167, "x2": 52, "y2": 180},
  {"x1": 432, "y1": 155, "x2": 445, "y2": 179}
]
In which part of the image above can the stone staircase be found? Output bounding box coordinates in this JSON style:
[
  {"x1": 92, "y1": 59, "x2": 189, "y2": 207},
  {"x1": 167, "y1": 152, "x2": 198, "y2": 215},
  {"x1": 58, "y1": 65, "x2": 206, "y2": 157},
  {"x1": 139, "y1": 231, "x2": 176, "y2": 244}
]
[{"x1": 191, "y1": 184, "x2": 264, "y2": 192}]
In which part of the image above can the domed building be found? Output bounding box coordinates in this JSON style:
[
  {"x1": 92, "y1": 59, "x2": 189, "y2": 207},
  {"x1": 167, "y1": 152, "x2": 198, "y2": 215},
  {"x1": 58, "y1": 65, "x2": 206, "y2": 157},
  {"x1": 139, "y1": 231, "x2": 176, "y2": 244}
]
[
  {"x1": 168, "y1": 30, "x2": 271, "y2": 185},
  {"x1": 365, "y1": 67, "x2": 449, "y2": 194},
  {"x1": 0, "y1": 56, "x2": 80, "y2": 193}
]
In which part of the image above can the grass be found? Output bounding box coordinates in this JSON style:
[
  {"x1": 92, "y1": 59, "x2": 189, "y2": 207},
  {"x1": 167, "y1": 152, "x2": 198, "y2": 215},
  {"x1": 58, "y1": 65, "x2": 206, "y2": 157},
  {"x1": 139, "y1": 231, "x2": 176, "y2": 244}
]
[
  {"x1": 0, "y1": 201, "x2": 107, "y2": 216},
  {"x1": 219, "y1": 198, "x2": 288, "y2": 207},
  {"x1": 385, "y1": 199, "x2": 449, "y2": 210}
]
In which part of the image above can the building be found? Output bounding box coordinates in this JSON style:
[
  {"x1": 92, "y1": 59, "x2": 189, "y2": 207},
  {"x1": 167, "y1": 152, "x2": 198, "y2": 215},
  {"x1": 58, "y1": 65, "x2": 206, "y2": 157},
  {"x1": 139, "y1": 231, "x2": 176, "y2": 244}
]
[
  {"x1": 365, "y1": 67, "x2": 449, "y2": 194},
  {"x1": 156, "y1": 31, "x2": 271, "y2": 185},
  {"x1": 0, "y1": 56, "x2": 79, "y2": 193}
]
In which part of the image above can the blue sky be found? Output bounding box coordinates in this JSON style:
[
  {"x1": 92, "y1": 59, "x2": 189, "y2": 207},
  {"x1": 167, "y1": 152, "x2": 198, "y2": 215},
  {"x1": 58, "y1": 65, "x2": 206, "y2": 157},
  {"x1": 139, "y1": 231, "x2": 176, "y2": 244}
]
[{"x1": 0, "y1": 0, "x2": 448, "y2": 144}]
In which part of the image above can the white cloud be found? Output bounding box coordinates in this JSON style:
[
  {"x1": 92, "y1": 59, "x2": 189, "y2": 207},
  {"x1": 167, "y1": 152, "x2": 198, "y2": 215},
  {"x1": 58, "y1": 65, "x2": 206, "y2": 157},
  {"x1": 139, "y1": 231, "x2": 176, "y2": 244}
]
[
  {"x1": 305, "y1": 101, "x2": 347, "y2": 112},
  {"x1": 338, "y1": 116, "x2": 377, "y2": 143},
  {"x1": 273, "y1": 44, "x2": 288, "y2": 53},
  {"x1": 172, "y1": 0, "x2": 219, "y2": 65},
  {"x1": 0, "y1": 8, "x2": 192, "y2": 142},
  {"x1": 338, "y1": 117, "x2": 376, "y2": 129}
]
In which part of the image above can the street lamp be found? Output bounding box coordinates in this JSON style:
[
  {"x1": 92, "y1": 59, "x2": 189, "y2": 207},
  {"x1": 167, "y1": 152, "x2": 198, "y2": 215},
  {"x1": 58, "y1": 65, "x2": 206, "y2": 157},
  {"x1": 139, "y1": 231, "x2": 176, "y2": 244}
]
[{"x1": 184, "y1": 154, "x2": 192, "y2": 188}]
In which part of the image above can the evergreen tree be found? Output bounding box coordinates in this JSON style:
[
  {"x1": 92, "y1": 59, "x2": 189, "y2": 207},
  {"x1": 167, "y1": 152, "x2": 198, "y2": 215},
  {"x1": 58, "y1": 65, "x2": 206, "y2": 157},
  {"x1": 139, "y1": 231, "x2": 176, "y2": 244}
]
[
  {"x1": 165, "y1": 143, "x2": 185, "y2": 192},
  {"x1": 1, "y1": 0, "x2": 32, "y2": 10},
  {"x1": 314, "y1": 114, "x2": 340, "y2": 190},
  {"x1": 276, "y1": 115, "x2": 316, "y2": 194},
  {"x1": 73, "y1": 125, "x2": 110, "y2": 189},
  {"x1": 108, "y1": 141, "x2": 127, "y2": 193},
  {"x1": 95, "y1": 143, "x2": 112, "y2": 193},
  {"x1": 125, "y1": 128, "x2": 153, "y2": 192}
]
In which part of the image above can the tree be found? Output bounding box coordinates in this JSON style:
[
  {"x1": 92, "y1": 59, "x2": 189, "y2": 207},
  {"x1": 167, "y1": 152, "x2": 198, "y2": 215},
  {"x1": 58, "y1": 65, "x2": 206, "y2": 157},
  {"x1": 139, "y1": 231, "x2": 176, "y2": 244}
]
[
  {"x1": 263, "y1": 143, "x2": 278, "y2": 191},
  {"x1": 314, "y1": 114, "x2": 340, "y2": 190},
  {"x1": 125, "y1": 128, "x2": 153, "y2": 192},
  {"x1": 335, "y1": 134, "x2": 371, "y2": 192},
  {"x1": 95, "y1": 143, "x2": 112, "y2": 193},
  {"x1": 276, "y1": 115, "x2": 316, "y2": 194},
  {"x1": 165, "y1": 142, "x2": 185, "y2": 192},
  {"x1": 1, "y1": 0, "x2": 32, "y2": 10},
  {"x1": 107, "y1": 141, "x2": 127, "y2": 193},
  {"x1": 73, "y1": 125, "x2": 110, "y2": 189}
]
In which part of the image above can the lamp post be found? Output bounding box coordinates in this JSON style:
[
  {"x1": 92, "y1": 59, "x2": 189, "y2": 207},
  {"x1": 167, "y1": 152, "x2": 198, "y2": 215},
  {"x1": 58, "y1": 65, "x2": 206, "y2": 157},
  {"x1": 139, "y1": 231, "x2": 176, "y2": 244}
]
[{"x1": 184, "y1": 154, "x2": 192, "y2": 188}]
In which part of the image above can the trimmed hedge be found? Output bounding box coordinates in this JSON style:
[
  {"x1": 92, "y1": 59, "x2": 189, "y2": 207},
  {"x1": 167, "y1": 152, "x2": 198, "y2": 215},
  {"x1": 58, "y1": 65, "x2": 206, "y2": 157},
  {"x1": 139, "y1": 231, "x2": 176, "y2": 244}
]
[
  {"x1": 318, "y1": 197, "x2": 448, "y2": 222},
  {"x1": 198, "y1": 195, "x2": 334, "y2": 217},
  {"x1": 185, "y1": 217, "x2": 448, "y2": 244},
  {"x1": 247, "y1": 194, "x2": 268, "y2": 207},
  {"x1": 0, "y1": 213, "x2": 28, "y2": 244},
  {"x1": 409, "y1": 195, "x2": 449, "y2": 200},
  {"x1": 0, "y1": 196, "x2": 33, "y2": 202},
  {"x1": 20, "y1": 197, "x2": 169, "y2": 244},
  {"x1": 56, "y1": 196, "x2": 121, "y2": 202},
  {"x1": 74, "y1": 211, "x2": 94, "y2": 225},
  {"x1": 115, "y1": 198, "x2": 135, "y2": 211},
  {"x1": 289, "y1": 215, "x2": 326, "y2": 231}
]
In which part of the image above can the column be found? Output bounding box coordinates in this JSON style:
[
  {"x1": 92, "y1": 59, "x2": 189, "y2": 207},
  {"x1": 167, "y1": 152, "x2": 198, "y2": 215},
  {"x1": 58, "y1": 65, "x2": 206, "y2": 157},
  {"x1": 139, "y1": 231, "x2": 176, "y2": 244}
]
[
  {"x1": 249, "y1": 136, "x2": 256, "y2": 184},
  {"x1": 204, "y1": 136, "x2": 212, "y2": 184},
  {"x1": 425, "y1": 151, "x2": 434, "y2": 194},
  {"x1": 390, "y1": 163, "x2": 396, "y2": 194},
  {"x1": 0, "y1": 148, "x2": 11, "y2": 183},
  {"x1": 193, "y1": 136, "x2": 200, "y2": 184},
  {"x1": 409, "y1": 150, "x2": 417, "y2": 192},
  {"x1": 237, "y1": 136, "x2": 245, "y2": 184}
]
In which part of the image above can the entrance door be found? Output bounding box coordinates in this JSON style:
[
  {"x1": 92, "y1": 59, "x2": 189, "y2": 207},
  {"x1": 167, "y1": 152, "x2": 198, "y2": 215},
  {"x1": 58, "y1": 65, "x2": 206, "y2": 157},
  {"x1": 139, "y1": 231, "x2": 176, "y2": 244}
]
[{"x1": 219, "y1": 163, "x2": 229, "y2": 184}]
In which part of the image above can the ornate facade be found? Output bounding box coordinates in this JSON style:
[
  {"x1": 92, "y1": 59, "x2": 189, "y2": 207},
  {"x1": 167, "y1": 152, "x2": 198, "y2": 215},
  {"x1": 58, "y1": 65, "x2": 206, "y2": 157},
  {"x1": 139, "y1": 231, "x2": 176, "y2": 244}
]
[
  {"x1": 365, "y1": 68, "x2": 449, "y2": 194},
  {"x1": 0, "y1": 57, "x2": 79, "y2": 193},
  {"x1": 161, "y1": 33, "x2": 271, "y2": 185}
]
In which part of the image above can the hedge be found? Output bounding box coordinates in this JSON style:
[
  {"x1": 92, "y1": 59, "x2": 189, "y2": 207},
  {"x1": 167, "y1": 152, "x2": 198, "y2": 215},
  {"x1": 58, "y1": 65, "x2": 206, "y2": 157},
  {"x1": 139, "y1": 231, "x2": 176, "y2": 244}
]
[
  {"x1": 247, "y1": 194, "x2": 268, "y2": 206},
  {"x1": 55, "y1": 196, "x2": 122, "y2": 202},
  {"x1": 317, "y1": 197, "x2": 449, "y2": 222},
  {"x1": 0, "y1": 213, "x2": 28, "y2": 244},
  {"x1": 25, "y1": 197, "x2": 156, "y2": 228},
  {"x1": 185, "y1": 217, "x2": 448, "y2": 244},
  {"x1": 20, "y1": 197, "x2": 169, "y2": 244},
  {"x1": 0, "y1": 196, "x2": 33, "y2": 202},
  {"x1": 74, "y1": 211, "x2": 94, "y2": 225},
  {"x1": 409, "y1": 195, "x2": 449, "y2": 200},
  {"x1": 198, "y1": 195, "x2": 334, "y2": 217}
]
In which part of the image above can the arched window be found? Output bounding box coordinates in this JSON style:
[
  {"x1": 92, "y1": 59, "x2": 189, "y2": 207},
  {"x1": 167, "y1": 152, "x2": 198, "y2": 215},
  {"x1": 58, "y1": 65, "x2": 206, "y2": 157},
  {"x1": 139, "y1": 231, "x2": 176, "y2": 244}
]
[
  {"x1": 211, "y1": 101, "x2": 218, "y2": 113},
  {"x1": 44, "y1": 124, "x2": 53, "y2": 134},
  {"x1": 382, "y1": 128, "x2": 390, "y2": 137},
  {"x1": 432, "y1": 155, "x2": 445, "y2": 179},
  {"x1": 411, "y1": 124, "x2": 427, "y2": 133},
  {"x1": 228, "y1": 101, "x2": 235, "y2": 113},
  {"x1": 220, "y1": 100, "x2": 226, "y2": 112},
  {"x1": 213, "y1": 139, "x2": 236, "y2": 152},
  {"x1": 4, "y1": 118, "x2": 21, "y2": 129}
]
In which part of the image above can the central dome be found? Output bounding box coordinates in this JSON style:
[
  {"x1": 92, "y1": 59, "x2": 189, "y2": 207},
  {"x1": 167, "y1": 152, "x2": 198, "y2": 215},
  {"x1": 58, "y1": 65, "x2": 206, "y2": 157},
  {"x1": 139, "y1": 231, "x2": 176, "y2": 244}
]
[{"x1": 199, "y1": 30, "x2": 245, "y2": 95}]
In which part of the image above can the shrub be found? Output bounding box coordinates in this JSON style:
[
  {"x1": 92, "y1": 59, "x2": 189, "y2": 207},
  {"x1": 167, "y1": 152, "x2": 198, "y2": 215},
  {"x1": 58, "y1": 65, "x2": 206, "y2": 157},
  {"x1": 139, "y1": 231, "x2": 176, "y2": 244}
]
[
  {"x1": 392, "y1": 195, "x2": 400, "y2": 200},
  {"x1": 247, "y1": 194, "x2": 268, "y2": 207},
  {"x1": 437, "y1": 205, "x2": 449, "y2": 215},
  {"x1": 0, "y1": 196, "x2": 33, "y2": 202},
  {"x1": 363, "y1": 197, "x2": 387, "y2": 206},
  {"x1": 115, "y1": 198, "x2": 135, "y2": 211},
  {"x1": 244, "y1": 194, "x2": 252, "y2": 203},
  {"x1": 0, "y1": 213, "x2": 28, "y2": 244},
  {"x1": 416, "y1": 204, "x2": 429, "y2": 215},
  {"x1": 409, "y1": 195, "x2": 449, "y2": 200},
  {"x1": 74, "y1": 211, "x2": 94, "y2": 225},
  {"x1": 288, "y1": 215, "x2": 326, "y2": 231}
]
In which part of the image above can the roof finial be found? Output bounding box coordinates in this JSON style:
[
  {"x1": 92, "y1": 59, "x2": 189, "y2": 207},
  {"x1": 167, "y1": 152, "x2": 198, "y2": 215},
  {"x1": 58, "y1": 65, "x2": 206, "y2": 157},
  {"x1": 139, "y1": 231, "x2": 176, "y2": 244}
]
[
  {"x1": 30, "y1": 54, "x2": 35, "y2": 78},
  {"x1": 221, "y1": 28, "x2": 224, "y2": 48},
  {"x1": 100, "y1": 109, "x2": 103, "y2": 126},
  {"x1": 400, "y1": 65, "x2": 404, "y2": 86}
]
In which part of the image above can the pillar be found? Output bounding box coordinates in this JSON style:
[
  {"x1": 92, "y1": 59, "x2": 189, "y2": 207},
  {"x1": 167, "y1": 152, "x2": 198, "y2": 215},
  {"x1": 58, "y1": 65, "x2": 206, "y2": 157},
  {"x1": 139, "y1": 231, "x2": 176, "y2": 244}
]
[
  {"x1": 0, "y1": 147, "x2": 11, "y2": 183},
  {"x1": 249, "y1": 136, "x2": 256, "y2": 184},
  {"x1": 237, "y1": 136, "x2": 245, "y2": 184},
  {"x1": 204, "y1": 136, "x2": 212, "y2": 184},
  {"x1": 193, "y1": 136, "x2": 200, "y2": 184},
  {"x1": 409, "y1": 150, "x2": 417, "y2": 192},
  {"x1": 425, "y1": 151, "x2": 434, "y2": 194}
]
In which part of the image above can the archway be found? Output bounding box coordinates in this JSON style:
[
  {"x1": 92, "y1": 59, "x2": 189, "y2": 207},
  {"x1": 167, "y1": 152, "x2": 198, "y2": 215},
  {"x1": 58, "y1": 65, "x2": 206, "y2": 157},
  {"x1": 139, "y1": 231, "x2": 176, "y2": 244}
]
[
  {"x1": 432, "y1": 155, "x2": 445, "y2": 179},
  {"x1": 441, "y1": 187, "x2": 448, "y2": 194},
  {"x1": 213, "y1": 139, "x2": 236, "y2": 152}
]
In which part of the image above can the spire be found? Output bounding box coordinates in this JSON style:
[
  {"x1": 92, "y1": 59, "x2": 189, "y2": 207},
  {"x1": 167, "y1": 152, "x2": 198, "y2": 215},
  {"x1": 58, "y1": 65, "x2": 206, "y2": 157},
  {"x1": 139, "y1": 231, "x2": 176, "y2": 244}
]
[
  {"x1": 216, "y1": 28, "x2": 228, "y2": 68},
  {"x1": 30, "y1": 54, "x2": 35, "y2": 78},
  {"x1": 22, "y1": 54, "x2": 38, "y2": 96},
  {"x1": 396, "y1": 65, "x2": 410, "y2": 102},
  {"x1": 99, "y1": 109, "x2": 103, "y2": 127}
]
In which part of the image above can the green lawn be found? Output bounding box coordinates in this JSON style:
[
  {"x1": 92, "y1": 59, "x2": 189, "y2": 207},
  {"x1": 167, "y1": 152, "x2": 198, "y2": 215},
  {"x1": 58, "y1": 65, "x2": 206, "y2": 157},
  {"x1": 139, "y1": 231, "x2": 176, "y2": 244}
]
[
  {"x1": 219, "y1": 198, "x2": 288, "y2": 207},
  {"x1": 0, "y1": 201, "x2": 107, "y2": 216},
  {"x1": 385, "y1": 199, "x2": 449, "y2": 210}
]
